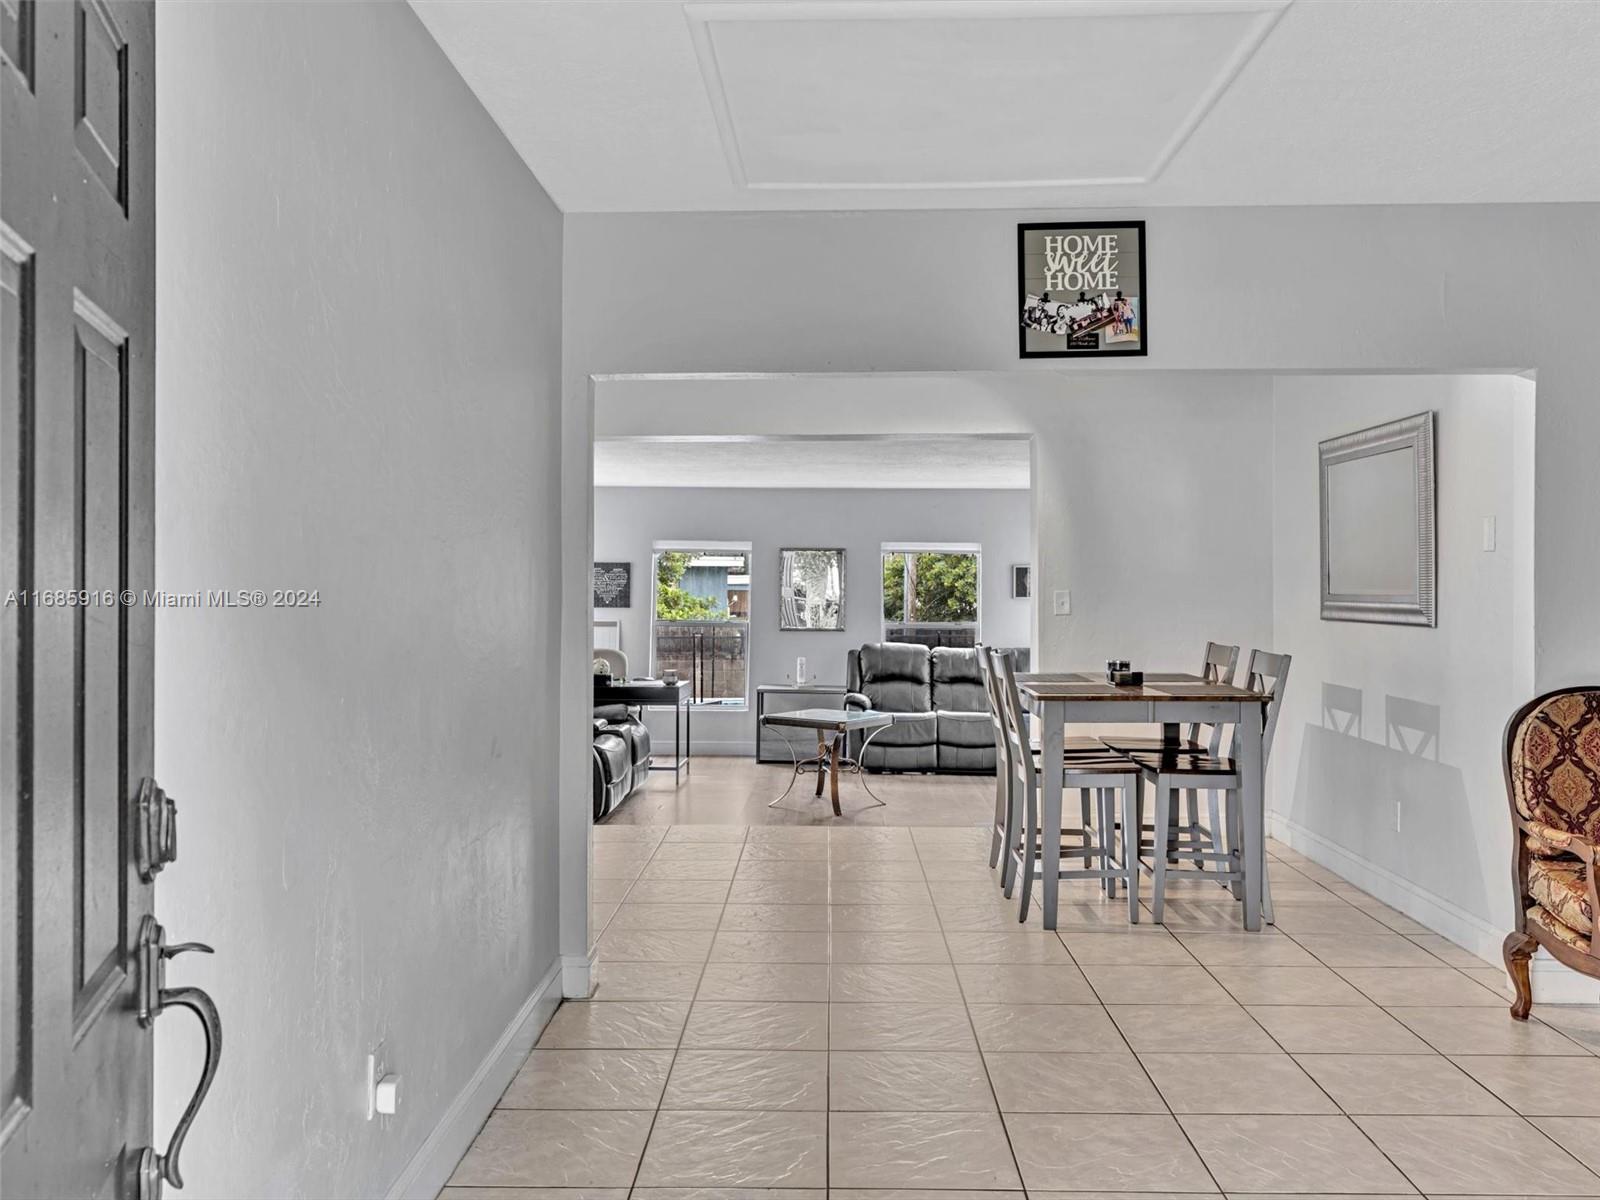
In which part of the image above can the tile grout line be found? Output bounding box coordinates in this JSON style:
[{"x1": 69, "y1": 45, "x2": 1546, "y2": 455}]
[
  {"x1": 621, "y1": 823, "x2": 743, "y2": 1198},
  {"x1": 921, "y1": 828, "x2": 1030, "y2": 1194}
]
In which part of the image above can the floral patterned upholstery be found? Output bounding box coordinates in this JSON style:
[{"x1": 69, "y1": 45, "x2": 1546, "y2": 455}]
[
  {"x1": 1509, "y1": 691, "x2": 1600, "y2": 845},
  {"x1": 1528, "y1": 857, "x2": 1593, "y2": 935},
  {"x1": 1528, "y1": 904, "x2": 1591, "y2": 954}
]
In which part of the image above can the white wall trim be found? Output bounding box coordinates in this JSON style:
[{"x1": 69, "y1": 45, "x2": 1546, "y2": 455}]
[
  {"x1": 386, "y1": 957, "x2": 564, "y2": 1200},
  {"x1": 1270, "y1": 813, "x2": 1600, "y2": 1005}
]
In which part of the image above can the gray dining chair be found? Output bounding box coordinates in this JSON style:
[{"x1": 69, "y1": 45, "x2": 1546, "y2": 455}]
[
  {"x1": 991, "y1": 648, "x2": 1140, "y2": 925},
  {"x1": 1124, "y1": 649, "x2": 1291, "y2": 924},
  {"x1": 1101, "y1": 640, "x2": 1241, "y2": 874}
]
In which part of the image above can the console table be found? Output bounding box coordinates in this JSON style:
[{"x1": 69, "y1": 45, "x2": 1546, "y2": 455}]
[{"x1": 594, "y1": 678, "x2": 692, "y2": 784}]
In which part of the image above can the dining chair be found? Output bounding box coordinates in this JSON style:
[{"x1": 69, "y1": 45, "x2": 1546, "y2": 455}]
[
  {"x1": 983, "y1": 649, "x2": 1116, "y2": 896},
  {"x1": 1101, "y1": 641, "x2": 1241, "y2": 874},
  {"x1": 981, "y1": 648, "x2": 1014, "y2": 884},
  {"x1": 1125, "y1": 649, "x2": 1291, "y2": 925},
  {"x1": 991, "y1": 648, "x2": 1140, "y2": 925}
]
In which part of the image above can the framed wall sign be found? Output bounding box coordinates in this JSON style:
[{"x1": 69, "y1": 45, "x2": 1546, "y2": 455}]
[
  {"x1": 1018, "y1": 221, "x2": 1146, "y2": 358},
  {"x1": 592, "y1": 561, "x2": 632, "y2": 609},
  {"x1": 1319, "y1": 411, "x2": 1436, "y2": 627}
]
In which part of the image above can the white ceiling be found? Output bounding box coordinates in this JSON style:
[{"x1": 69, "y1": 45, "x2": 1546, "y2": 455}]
[
  {"x1": 594, "y1": 435, "x2": 1031, "y2": 488},
  {"x1": 410, "y1": 0, "x2": 1600, "y2": 212}
]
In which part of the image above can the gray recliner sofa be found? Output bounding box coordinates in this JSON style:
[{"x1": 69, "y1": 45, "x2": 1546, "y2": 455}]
[{"x1": 844, "y1": 643, "x2": 1026, "y2": 774}]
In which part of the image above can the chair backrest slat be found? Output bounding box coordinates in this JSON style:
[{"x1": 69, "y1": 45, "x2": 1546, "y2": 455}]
[
  {"x1": 1188, "y1": 641, "x2": 1241, "y2": 748},
  {"x1": 991, "y1": 649, "x2": 1037, "y2": 799},
  {"x1": 1241, "y1": 648, "x2": 1293, "y2": 763}
]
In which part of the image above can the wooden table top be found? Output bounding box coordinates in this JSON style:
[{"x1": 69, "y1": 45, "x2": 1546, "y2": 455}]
[{"x1": 1017, "y1": 671, "x2": 1266, "y2": 703}]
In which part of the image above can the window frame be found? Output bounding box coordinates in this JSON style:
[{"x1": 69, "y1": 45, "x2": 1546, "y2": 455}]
[
  {"x1": 650, "y1": 539, "x2": 754, "y2": 710},
  {"x1": 880, "y1": 542, "x2": 983, "y2": 645}
]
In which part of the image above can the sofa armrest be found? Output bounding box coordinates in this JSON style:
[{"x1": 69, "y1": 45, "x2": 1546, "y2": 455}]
[
  {"x1": 845, "y1": 692, "x2": 871, "y2": 711},
  {"x1": 1521, "y1": 816, "x2": 1596, "y2": 863}
]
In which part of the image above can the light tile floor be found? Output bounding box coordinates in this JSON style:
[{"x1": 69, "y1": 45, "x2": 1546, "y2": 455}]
[{"x1": 445, "y1": 823, "x2": 1600, "y2": 1198}]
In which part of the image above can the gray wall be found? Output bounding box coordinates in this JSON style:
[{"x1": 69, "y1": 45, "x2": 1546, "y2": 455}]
[
  {"x1": 594, "y1": 487, "x2": 1032, "y2": 754},
  {"x1": 155, "y1": 4, "x2": 565, "y2": 1195}
]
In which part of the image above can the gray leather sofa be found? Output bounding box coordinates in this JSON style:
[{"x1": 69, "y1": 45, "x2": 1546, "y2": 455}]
[
  {"x1": 593, "y1": 706, "x2": 652, "y2": 819},
  {"x1": 844, "y1": 643, "x2": 1026, "y2": 774}
]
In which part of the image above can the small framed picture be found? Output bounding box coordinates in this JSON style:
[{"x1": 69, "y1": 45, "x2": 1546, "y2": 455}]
[
  {"x1": 1010, "y1": 564, "x2": 1030, "y2": 599},
  {"x1": 1018, "y1": 221, "x2": 1146, "y2": 358},
  {"x1": 592, "y1": 561, "x2": 632, "y2": 608}
]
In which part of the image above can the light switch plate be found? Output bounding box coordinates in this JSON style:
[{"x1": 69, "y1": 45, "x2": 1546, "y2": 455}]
[
  {"x1": 1053, "y1": 589, "x2": 1071, "y2": 616},
  {"x1": 1482, "y1": 516, "x2": 1497, "y2": 552}
]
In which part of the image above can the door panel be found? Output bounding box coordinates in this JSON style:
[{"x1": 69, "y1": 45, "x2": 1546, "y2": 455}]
[{"x1": 1, "y1": 1, "x2": 155, "y2": 1195}]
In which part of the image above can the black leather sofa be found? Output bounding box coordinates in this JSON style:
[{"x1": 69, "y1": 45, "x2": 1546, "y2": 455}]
[
  {"x1": 593, "y1": 705, "x2": 652, "y2": 819},
  {"x1": 844, "y1": 643, "x2": 1026, "y2": 774}
]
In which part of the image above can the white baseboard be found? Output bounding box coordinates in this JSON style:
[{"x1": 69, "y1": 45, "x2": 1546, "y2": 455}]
[
  {"x1": 1270, "y1": 812, "x2": 1600, "y2": 1005},
  {"x1": 562, "y1": 947, "x2": 597, "y2": 998},
  {"x1": 386, "y1": 957, "x2": 564, "y2": 1200}
]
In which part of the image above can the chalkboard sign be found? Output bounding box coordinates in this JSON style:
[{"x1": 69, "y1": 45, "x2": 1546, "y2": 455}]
[{"x1": 593, "y1": 562, "x2": 632, "y2": 608}]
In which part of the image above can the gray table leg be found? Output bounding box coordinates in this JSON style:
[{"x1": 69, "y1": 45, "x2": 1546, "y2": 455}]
[
  {"x1": 1238, "y1": 700, "x2": 1265, "y2": 932},
  {"x1": 1040, "y1": 702, "x2": 1064, "y2": 930}
]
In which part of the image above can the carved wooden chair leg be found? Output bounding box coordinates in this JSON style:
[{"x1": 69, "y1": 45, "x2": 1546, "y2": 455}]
[{"x1": 1502, "y1": 931, "x2": 1538, "y2": 1021}]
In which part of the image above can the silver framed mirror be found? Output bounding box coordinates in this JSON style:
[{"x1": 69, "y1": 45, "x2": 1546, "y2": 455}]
[
  {"x1": 1319, "y1": 411, "x2": 1436, "y2": 626},
  {"x1": 778, "y1": 548, "x2": 845, "y2": 631}
]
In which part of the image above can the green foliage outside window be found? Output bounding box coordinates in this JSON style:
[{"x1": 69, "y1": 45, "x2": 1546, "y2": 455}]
[
  {"x1": 655, "y1": 551, "x2": 727, "y2": 621},
  {"x1": 882, "y1": 551, "x2": 979, "y2": 624}
]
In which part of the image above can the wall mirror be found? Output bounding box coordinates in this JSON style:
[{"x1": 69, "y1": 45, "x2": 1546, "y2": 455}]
[
  {"x1": 778, "y1": 548, "x2": 845, "y2": 631},
  {"x1": 1320, "y1": 411, "x2": 1436, "y2": 626}
]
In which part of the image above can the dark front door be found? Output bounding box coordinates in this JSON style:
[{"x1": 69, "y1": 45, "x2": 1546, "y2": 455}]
[{"x1": 3, "y1": 1, "x2": 162, "y2": 1194}]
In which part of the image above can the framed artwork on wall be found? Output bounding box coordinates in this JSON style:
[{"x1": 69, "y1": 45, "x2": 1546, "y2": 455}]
[
  {"x1": 592, "y1": 561, "x2": 632, "y2": 608},
  {"x1": 1010, "y1": 564, "x2": 1030, "y2": 599},
  {"x1": 778, "y1": 548, "x2": 845, "y2": 631},
  {"x1": 1018, "y1": 221, "x2": 1146, "y2": 358},
  {"x1": 1319, "y1": 411, "x2": 1436, "y2": 626}
]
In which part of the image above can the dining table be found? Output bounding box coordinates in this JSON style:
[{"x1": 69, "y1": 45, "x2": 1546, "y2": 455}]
[{"x1": 1017, "y1": 671, "x2": 1272, "y2": 932}]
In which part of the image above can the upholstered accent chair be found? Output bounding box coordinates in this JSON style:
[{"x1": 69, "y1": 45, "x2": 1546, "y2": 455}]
[{"x1": 1503, "y1": 688, "x2": 1600, "y2": 1017}]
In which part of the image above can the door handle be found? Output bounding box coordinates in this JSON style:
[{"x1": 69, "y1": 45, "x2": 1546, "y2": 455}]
[{"x1": 137, "y1": 916, "x2": 223, "y2": 1198}]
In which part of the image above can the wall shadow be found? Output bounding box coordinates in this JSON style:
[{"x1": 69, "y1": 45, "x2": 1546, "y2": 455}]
[
  {"x1": 1322, "y1": 682, "x2": 1363, "y2": 737},
  {"x1": 1386, "y1": 694, "x2": 1441, "y2": 762},
  {"x1": 1283, "y1": 697, "x2": 1493, "y2": 925}
]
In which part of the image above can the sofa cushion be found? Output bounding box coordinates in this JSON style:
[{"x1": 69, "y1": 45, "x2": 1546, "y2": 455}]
[
  {"x1": 938, "y1": 710, "x2": 995, "y2": 751},
  {"x1": 867, "y1": 711, "x2": 939, "y2": 748},
  {"x1": 858, "y1": 642, "x2": 932, "y2": 714},
  {"x1": 1529, "y1": 856, "x2": 1594, "y2": 935},
  {"x1": 931, "y1": 647, "x2": 988, "y2": 714}
]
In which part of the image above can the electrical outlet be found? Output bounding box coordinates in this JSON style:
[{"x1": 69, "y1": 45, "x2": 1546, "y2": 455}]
[{"x1": 1052, "y1": 589, "x2": 1071, "y2": 616}]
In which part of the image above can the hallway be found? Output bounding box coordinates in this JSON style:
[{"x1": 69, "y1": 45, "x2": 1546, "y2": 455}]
[{"x1": 447, "y1": 823, "x2": 1600, "y2": 1196}]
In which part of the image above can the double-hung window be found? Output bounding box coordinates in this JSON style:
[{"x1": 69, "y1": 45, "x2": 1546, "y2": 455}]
[
  {"x1": 651, "y1": 543, "x2": 751, "y2": 707},
  {"x1": 881, "y1": 545, "x2": 981, "y2": 649}
]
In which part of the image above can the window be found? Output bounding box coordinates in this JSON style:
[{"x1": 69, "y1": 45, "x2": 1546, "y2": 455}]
[
  {"x1": 882, "y1": 546, "x2": 980, "y2": 648},
  {"x1": 652, "y1": 545, "x2": 751, "y2": 707}
]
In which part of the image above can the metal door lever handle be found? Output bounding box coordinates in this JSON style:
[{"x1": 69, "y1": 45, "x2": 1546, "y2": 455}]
[{"x1": 137, "y1": 918, "x2": 223, "y2": 1199}]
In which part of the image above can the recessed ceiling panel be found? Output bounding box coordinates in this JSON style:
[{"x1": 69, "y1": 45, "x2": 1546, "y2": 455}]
[{"x1": 688, "y1": 0, "x2": 1289, "y2": 189}]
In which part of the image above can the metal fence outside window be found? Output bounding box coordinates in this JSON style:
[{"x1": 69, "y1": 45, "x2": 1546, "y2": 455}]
[{"x1": 653, "y1": 620, "x2": 749, "y2": 704}]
